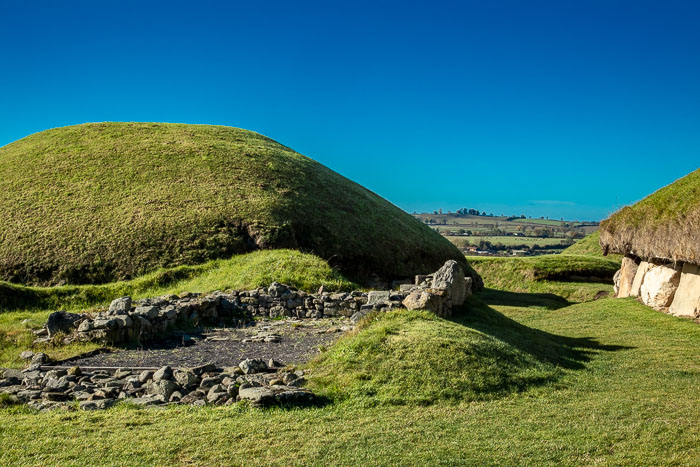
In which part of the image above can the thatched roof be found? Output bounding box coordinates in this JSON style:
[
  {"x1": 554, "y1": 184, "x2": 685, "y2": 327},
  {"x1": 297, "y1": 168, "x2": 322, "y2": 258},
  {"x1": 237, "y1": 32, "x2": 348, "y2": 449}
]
[{"x1": 599, "y1": 168, "x2": 700, "y2": 265}]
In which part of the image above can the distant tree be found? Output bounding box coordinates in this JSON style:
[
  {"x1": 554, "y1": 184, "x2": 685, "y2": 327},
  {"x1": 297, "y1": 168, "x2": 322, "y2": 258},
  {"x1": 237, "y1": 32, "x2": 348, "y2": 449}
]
[{"x1": 438, "y1": 208, "x2": 443, "y2": 214}]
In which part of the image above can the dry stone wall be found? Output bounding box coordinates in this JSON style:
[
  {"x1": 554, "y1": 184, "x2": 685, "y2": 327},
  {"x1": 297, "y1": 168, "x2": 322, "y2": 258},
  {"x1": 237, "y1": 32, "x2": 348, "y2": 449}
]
[{"x1": 39, "y1": 260, "x2": 473, "y2": 347}]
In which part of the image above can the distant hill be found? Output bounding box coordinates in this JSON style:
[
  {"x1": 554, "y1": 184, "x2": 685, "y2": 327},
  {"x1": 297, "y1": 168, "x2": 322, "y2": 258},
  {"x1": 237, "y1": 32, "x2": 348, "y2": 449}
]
[
  {"x1": 599, "y1": 168, "x2": 700, "y2": 264},
  {"x1": 0, "y1": 122, "x2": 474, "y2": 286}
]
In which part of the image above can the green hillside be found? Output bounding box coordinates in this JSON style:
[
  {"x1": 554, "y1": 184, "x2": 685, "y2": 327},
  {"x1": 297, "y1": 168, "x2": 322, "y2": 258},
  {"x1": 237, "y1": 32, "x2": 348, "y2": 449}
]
[
  {"x1": 562, "y1": 231, "x2": 622, "y2": 262},
  {"x1": 599, "y1": 168, "x2": 700, "y2": 264},
  {"x1": 0, "y1": 122, "x2": 471, "y2": 286}
]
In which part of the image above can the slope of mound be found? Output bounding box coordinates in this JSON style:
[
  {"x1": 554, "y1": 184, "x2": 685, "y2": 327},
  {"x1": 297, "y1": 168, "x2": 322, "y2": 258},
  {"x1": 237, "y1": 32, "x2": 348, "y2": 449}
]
[
  {"x1": 0, "y1": 250, "x2": 356, "y2": 312},
  {"x1": 599, "y1": 168, "x2": 700, "y2": 264},
  {"x1": 307, "y1": 309, "x2": 562, "y2": 406},
  {"x1": 0, "y1": 122, "x2": 471, "y2": 286},
  {"x1": 468, "y1": 255, "x2": 618, "y2": 302},
  {"x1": 563, "y1": 231, "x2": 622, "y2": 261}
]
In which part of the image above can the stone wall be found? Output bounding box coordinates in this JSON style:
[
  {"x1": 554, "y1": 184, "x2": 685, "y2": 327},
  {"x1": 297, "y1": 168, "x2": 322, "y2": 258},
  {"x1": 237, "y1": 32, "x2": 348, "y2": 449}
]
[
  {"x1": 614, "y1": 255, "x2": 700, "y2": 319},
  {"x1": 41, "y1": 260, "x2": 473, "y2": 346}
]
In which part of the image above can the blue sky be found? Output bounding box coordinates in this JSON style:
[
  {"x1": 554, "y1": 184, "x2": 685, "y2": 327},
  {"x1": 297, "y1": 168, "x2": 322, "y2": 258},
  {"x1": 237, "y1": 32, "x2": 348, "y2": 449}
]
[{"x1": 1, "y1": 1, "x2": 698, "y2": 221}]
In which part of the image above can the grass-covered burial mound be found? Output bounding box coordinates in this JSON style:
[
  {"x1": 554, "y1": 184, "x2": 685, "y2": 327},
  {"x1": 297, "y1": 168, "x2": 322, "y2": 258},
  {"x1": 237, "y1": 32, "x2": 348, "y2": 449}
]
[
  {"x1": 0, "y1": 122, "x2": 472, "y2": 286},
  {"x1": 599, "y1": 168, "x2": 700, "y2": 264}
]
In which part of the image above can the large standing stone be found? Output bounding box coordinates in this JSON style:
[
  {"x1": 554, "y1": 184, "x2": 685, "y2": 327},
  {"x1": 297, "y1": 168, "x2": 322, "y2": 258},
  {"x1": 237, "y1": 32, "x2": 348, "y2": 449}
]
[
  {"x1": 616, "y1": 256, "x2": 639, "y2": 298},
  {"x1": 640, "y1": 263, "x2": 681, "y2": 310},
  {"x1": 431, "y1": 260, "x2": 469, "y2": 306},
  {"x1": 668, "y1": 263, "x2": 700, "y2": 318},
  {"x1": 630, "y1": 261, "x2": 653, "y2": 297}
]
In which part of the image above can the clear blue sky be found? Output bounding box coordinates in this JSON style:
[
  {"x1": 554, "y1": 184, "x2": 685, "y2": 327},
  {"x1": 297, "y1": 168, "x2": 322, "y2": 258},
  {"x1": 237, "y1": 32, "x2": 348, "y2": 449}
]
[{"x1": 1, "y1": 1, "x2": 698, "y2": 221}]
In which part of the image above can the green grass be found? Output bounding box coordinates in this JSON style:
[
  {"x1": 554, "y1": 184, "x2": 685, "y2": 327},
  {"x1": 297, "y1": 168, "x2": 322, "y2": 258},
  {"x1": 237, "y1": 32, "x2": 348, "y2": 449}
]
[
  {"x1": 1, "y1": 294, "x2": 698, "y2": 464},
  {"x1": 562, "y1": 231, "x2": 623, "y2": 261},
  {"x1": 308, "y1": 308, "x2": 560, "y2": 406},
  {"x1": 0, "y1": 122, "x2": 468, "y2": 286},
  {"x1": 468, "y1": 254, "x2": 620, "y2": 302},
  {"x1": 0, "y1": 249, "x2": 357, "y2": 313},
  {"x1": 603, "y1": 168, "x2": 700, "y2": 230}
]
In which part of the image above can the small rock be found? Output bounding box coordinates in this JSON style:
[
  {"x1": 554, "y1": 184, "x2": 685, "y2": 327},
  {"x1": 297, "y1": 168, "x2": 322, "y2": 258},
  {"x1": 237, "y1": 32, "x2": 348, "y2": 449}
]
[
  {"x1": 80, "y1": 399, "x2": 116, "y2": 411},
  {"x1": 19, "y1": 351, "x2": 34, "y2": 361},
  {"x1": 138, "y1": 370, "x2": 154, "y2": 384},
  {"x1": 239, "y1": 358, "x2": 268, "y2": 375},
  {"x1": 67, "y1": 366, "x2": 82, "y2": 377},
  {"x1": 153, "y1": 366, "x2": 173, "y2": 382}
]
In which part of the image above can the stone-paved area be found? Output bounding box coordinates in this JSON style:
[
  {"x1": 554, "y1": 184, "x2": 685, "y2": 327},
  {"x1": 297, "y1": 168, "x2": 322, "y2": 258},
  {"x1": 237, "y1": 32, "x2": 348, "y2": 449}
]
[{"x1": 58, "y1": 318, "x2": 354, "y2": 369}]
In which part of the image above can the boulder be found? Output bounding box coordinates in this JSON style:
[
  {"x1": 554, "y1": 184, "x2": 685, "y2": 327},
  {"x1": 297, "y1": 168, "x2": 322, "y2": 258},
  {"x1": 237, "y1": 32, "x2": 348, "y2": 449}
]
[
  {"x1": 46, "y1": 311, "x2": 84, "y2": 337},
  {"x1": 108, "y1": 297, "x2": 132, "y2": 315},
  {"x1": 367, "y1": 291, "x2": 391, "y2": 306},
  {"x1": 640, "y1": 263, "x2": 681, "y2": 310},
  {"x1": 668, "y1": 263, "x2": 700, "y2": 318},
  {"x1": 431, "y1": 260, "x2": 469, "y2": 307},
  {"x1": 615, "y1": 256, "x2": 639, "y2": 298},
  {"x1": 402, "y1": 290, "x2": 445, "y2": 316},
  {"x1": 630, "y1": 261, "x2": 653, "y2": 297},
  {"x1": 239, "y1": 358, "x2": 268, "y2": 375},
  {"x1": 153, "y1": 366, "x2": 173, "y2": 382},
  {"x1": 146, "y1": 380, "x2": 178, "y2": 400},
  {"x1": 132, "y1": 306, "x2": 159, "y2": 320}
]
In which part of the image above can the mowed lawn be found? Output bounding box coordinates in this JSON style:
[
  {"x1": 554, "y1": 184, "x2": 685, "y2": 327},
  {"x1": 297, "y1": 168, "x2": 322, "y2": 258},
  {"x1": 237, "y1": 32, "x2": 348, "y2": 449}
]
[{"x1": 1, "y1": 289, "x2": 698, "y2": 465}]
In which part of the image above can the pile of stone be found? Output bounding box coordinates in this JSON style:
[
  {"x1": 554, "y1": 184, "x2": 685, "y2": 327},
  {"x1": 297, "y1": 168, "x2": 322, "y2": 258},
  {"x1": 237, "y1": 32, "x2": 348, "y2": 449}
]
[
  {"x1": 0, "y1": 354, "x2": 314, "y2": 411},
  {"x1": 36, "y1": 260, "x2": 472, "y2": 346},
  {"x1": 614, "y1": 256, "x2": 700, "y2": 318}
]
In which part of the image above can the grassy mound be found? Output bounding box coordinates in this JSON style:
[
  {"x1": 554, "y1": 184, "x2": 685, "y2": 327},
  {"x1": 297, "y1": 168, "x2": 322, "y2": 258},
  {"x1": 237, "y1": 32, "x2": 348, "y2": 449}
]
[
  {"x1": 599, "y1": 168, "x2": 700, "y2": 263},
  {"x1": 0, "y1": 249, "x2": 356, "y2": 312},
  {"x1": 308, "y1": 307, "x2": 563, "y2": 406},
  {"x1": 468, "y1": 255, "x2": 619, "y2": 302},
  {"x1": 0, "y1": 122, "x2": 470, "y2": 286},
  {"x1": 562, "y1": 231, "x2": 623, "y2": 261}
]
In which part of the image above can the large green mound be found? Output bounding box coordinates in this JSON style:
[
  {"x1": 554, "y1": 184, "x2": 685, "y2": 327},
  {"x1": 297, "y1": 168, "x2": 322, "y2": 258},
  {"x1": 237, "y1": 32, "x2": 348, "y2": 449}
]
[
  {"x1": 0, "y1": 122, "x2": 471, "y2": 286},
  {"x1": 599, "y1": 168, "x2": 700, "y2": 264}
]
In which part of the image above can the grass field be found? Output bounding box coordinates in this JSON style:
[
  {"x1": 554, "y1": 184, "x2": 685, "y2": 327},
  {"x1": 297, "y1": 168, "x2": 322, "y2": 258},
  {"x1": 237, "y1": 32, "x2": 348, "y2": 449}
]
[
  {"x1": 1, "y1": 283, "x2": 698, "y2": 464},
  {"x1": 0, "y1": 123, "x2": 466, "y2": 286},
  {"x1": 448, "y1": 235, "x2": 570, "y2": 249}
]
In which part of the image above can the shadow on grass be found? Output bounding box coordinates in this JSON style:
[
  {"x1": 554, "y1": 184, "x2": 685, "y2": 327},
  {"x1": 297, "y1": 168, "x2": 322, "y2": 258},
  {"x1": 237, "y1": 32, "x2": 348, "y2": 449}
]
[
  {"x1": 453, "y1": 292, "x2": 633, "y2": 371},
  {"x1": 478, "y1": 287, "x2": 570, "y2": 310}
]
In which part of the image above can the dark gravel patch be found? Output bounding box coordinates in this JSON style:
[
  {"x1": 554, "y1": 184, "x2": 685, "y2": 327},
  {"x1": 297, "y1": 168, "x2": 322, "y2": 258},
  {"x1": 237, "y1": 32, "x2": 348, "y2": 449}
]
[{"x1": 57, "y1": 318, "x2": 352, "y2": 369}]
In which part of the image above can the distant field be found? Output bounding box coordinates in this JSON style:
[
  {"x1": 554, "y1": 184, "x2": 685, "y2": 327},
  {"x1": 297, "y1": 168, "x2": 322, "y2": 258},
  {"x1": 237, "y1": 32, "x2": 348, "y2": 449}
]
[{"x1": 448, "y1": 236, "x2": 570, "y2": 248}]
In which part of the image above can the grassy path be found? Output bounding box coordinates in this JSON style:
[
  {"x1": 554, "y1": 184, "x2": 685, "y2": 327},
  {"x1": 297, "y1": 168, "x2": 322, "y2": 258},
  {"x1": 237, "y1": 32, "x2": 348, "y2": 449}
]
[{"x1": 1, "y1": 291, "x2": 697, "y2": 465}]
